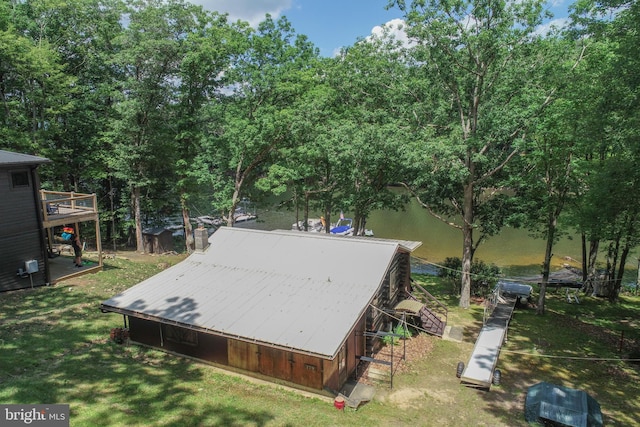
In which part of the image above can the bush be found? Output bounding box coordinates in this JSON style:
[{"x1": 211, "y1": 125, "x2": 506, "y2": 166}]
[
  {"x1": 382, "y1": 323, "x2": 413, "y2": 346},
  {"x1": 439, "y1": 257, "x2": 501, "y2": 296}
]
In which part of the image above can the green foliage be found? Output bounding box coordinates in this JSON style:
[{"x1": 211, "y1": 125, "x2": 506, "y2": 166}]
[
  {"x1": 382, "y1": 323, "x2": 413, "y2": 346},
  {"x1": 440, "y1": 257, "x2": 501, "y2": 296},
  {"x1": 2, "y1": 0, "x2": 640, "y2": 277}
]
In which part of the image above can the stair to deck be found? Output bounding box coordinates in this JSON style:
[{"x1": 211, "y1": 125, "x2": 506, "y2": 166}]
[
  {"x1": 400, "y1": 282, "x2": 448, "y2": 337},
  {"x1": 418, "y1": 305, "x2": 446, "y2": 336}
]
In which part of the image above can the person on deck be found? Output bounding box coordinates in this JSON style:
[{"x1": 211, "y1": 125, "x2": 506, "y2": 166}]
[{"x1": 71, "y1": 229, "x2": 83, "y2": 267}]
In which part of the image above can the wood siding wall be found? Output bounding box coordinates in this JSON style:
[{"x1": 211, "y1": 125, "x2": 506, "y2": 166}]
[
  {"x1": 365, "y1": 251, "x2": 411, "y2": 354},
  {"x1": 128, "y1": 316, "x2": 329, "y2": 391},
  {"x1": 0, "y1": 167, "x2": 47, "y2": 291}
]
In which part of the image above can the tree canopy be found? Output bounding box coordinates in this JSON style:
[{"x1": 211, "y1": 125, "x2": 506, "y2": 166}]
[{"x1": 1, "y1": 0, "x2": 639, "y2": 305}]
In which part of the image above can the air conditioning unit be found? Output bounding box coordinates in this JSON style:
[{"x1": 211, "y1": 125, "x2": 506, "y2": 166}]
[{"x1": 25, "y1": 259, "x2": 39, "y2": 274}]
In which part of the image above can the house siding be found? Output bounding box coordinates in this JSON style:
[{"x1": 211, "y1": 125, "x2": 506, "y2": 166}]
[
  {"x1": 128, "y1": 316, "x2": 329, "y2": 391},
  {"x1": 0, "y1": 167, "x2": 47, "y2": 291},
  {"x1": 365, "y1": 251, "x2": 412, "y2": 355}
]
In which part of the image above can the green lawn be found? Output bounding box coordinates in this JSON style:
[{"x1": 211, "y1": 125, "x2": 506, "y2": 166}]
[{"x1": 1, "y1": 253, "x2": 638, "y2": 426}]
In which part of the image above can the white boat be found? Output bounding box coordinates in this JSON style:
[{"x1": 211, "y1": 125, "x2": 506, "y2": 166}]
[
  {"x1": 291, "y1": 218, "x2": 325, "y2": 232},
  {"x1": 195, "y1": 215, "x2": 223, "y2": 226}
]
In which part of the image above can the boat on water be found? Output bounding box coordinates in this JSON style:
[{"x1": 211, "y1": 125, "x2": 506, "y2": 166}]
[
  {"x1": 291, "y1": 218, "x2": 325, "y2": 232},
  {"x1": 195, "y1": 215, "x2": 224, "y2": 227},
  {"x1": 330, "y1": 218, "x2": 354, "y2": 235},
  {"x1": 195, "y1": 203, "x2": 257, "y2": 227},
  {"x1": 291, "y1": 216, "x2": 373, "y2": 237}
]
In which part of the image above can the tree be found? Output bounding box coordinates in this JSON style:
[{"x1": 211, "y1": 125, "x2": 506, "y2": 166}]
[
  {"x1": 256, "y1": 63, "x2": 342, "y2": 232},
  {"x1": 0, "y1": 0, "x2": 75, "y2": 158},
  {"x1": 257, "y1": 29, "x2": 411, "y2": 234},
  {"x1": 326, "y1": 31, "x2": 411, "y2": 235},
  {"x1": 502, "y1": 34, "x2": 591, "y2": 314},
  {"x1": 569, "y1": 0, "x2": 640, "y2": 301},
  {"x1": 170, "y1": 9, "x2": 240, "y2": 251},
  {"x1": 391, "y1": 0, "x2": 557, "y2": 308},
  {"x1": 196, "y1": 15, "x2": 318, "y2": 226},
  {"x1": 107, "y1": 0, "x2": 192, "y2": 251}
]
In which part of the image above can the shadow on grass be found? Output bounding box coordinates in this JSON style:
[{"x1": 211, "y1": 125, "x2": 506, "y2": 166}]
[
  {"x1": 414, "y1": 272, "x2": 640, "y2": 425},
  {"x1": 480, "y1": 294, "x2": 640, "y2": 426},
  {"x1": 0, "y1": 275, "x2": 278, "y2": 426}
]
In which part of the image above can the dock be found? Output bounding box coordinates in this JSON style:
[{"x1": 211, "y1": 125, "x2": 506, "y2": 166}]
[{"x1": 459, "y1": 293, "x2": 517, "y2": 390}]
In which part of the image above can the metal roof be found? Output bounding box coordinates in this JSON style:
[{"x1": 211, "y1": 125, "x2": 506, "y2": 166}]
[
  {"x1": 101, "y1": 227, "x2": 421, "y2": 359},
  {"x1": 0, "y1": 150, "x2": 50, "y2": 166}
]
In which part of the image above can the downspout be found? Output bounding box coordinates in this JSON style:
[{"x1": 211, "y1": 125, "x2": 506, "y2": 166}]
[{"x1": 31, "y1": 165, "x2": 50, "y2": 285}]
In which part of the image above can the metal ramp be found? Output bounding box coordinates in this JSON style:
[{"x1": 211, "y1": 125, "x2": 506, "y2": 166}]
[{"x1": 459, "y1": 294, "x2": 517, "y2": 390}]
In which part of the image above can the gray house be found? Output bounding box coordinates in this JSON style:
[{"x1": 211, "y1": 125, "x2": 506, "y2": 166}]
[
  {"x1": 0, "y1": 150, "x2": 51, "y2": 291},
  {"x1": 101, "y1": 227, "x2": 443, "y2": 394},
  {"x1": 0, "y1": 149, "x2": 103, "y2": 292}
]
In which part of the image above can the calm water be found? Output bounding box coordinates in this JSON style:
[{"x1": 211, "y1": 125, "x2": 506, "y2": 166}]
[{"x1": 236, "y1": 197, "x2": 592, "y2": 274}]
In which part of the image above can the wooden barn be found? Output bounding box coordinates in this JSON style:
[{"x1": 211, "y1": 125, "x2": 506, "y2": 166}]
[
  {"x1": 101, "y1": 227, "x2": 443, "y2": 394},
  {"x1": 0, "y1": 149, "x2": 103, "y2": 292}
]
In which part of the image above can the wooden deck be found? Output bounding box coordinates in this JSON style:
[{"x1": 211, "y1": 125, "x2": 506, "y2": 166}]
[
  {"x1": 48, "y1": 253, "x2": 102, "y2": 284},
  {"x1": 40, "y1": 190, "x2": 103, "y2": 281},
  {"x1": 41, "y1": 190, "x2": 99, "y2": 228}
]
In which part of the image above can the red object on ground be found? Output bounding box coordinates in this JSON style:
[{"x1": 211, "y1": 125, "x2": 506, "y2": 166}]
[{"x1": 333, "y1": 396, "x2": 345, "y2": 410}]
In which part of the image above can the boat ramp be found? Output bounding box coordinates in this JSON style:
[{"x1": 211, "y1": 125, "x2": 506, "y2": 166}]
[{"x1": 459, "y1": 282, "x2": 531, "y2": 390}]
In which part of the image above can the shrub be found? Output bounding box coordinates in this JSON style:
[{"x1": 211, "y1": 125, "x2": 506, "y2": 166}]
[
  {"x1": 439, "y1": 257, "x2": 501, "y2": 296},
  {"x1": 383, "y1": 323, "x2": 413, "y2": 346}
]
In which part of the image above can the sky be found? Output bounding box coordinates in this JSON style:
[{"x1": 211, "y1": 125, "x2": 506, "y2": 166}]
[{"x1": 193, "y1": 0, "x2": 572, "y2": 57}]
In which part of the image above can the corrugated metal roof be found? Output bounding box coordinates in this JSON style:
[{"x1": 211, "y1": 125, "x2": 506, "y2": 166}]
[
  {"x1": 101, "y1": 228, "x2": 421, "y2": 359},
  {"x1": 0, "y1": 150, "x2": 50, "y2": 166}
]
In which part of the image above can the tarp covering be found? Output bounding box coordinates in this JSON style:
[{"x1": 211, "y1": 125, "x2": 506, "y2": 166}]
[
  {"x1": 498, "y1": 281, "x2": 533, "y2": 298},
  {"x1": 394, "y1": 299, "x2": 424, "y2": 314},
  {"x1": 525, "y1": 382, "x2": 603, "y2": 427}
]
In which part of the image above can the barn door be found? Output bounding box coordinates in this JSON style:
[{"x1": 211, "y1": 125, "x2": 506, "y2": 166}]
[{"x1": 259, "y1": 346, "x2": 290, "y2": 381}]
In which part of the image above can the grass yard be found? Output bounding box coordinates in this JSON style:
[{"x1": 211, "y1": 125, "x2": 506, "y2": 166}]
[{"x1": 1, "y1": 252, "x2": 639, "y2": 426}]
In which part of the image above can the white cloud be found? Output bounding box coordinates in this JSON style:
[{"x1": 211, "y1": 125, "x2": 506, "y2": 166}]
[
  {"x1": 534, "y1": 17, "x2": 570, "y2": 36},
  {"x1": 192, "y1": 0, "x2": 293, "y2": 27},
  {"x1": 368, "y1": 18, "x2": 414, "y2": 49}
]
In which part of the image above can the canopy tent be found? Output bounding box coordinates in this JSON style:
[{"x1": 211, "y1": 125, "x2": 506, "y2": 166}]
[{"x1": 525, "y1": 382, "x2": 603, "y2": 427}]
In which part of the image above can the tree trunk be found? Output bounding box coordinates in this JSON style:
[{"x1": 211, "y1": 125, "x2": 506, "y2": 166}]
[
  {"x1": 227, "y1": 185, "x2": 242, "y2": 227},
  {"x1": 537, "y1": 216, "x2": 556, "y2": 315},
  {"x1": 602, "y1": 240, "x2": 620, "y2": 298},
  {"x1": 586, "y1": 239, "x2": 600, "y2": 295},
  {"x1": 460, "y1": 181, "x2": 474, "y2": 309},
  {"x1": 611, "y1": 244, "x2": 630, "y2": 302},
  {"x1": 581, "y1": 233, "x2": 587, "y2": 282},
  {"x1": 304, "y1": 192, "x2": 310, "y2": 231},
  {"x1": 181, "y1": 193, "x2": 194, "y2": 253},
  {"x1": 132, "y1": 185, "x2": 144, "y2": 252},
  {"x1": 323, "y1": 208, "x2": 331, "y2": 233}
]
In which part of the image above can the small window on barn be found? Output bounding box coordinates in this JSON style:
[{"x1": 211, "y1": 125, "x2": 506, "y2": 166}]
[
  {"x1": 163, "y1": 325, "x2": 198, "y2": 346},
  {"x1": 11, "y1": 171, "x2": 30, "y2": 188}
]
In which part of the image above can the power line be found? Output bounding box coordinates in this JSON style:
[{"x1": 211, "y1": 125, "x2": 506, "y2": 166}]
[
  {"x1": 501, "y1": 349, "x2": 640, "y2": 362},
  {"x1": 415, "y1": 258, "x2": 629, "y2": 286}
]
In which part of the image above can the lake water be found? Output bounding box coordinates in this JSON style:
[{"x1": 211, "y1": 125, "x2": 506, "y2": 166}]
[{"x1": 235, "y1": 197, "x2": 592, "y2": 275}]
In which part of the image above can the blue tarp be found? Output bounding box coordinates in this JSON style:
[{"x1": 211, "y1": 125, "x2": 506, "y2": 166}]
[{"x1": 525, "y1": 382, "x2": 603, "y2": 427}]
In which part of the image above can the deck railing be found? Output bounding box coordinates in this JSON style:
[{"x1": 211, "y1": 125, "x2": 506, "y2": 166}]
[{"x1": 40, "y1": 190, "x2": 98, "y2": 221}]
